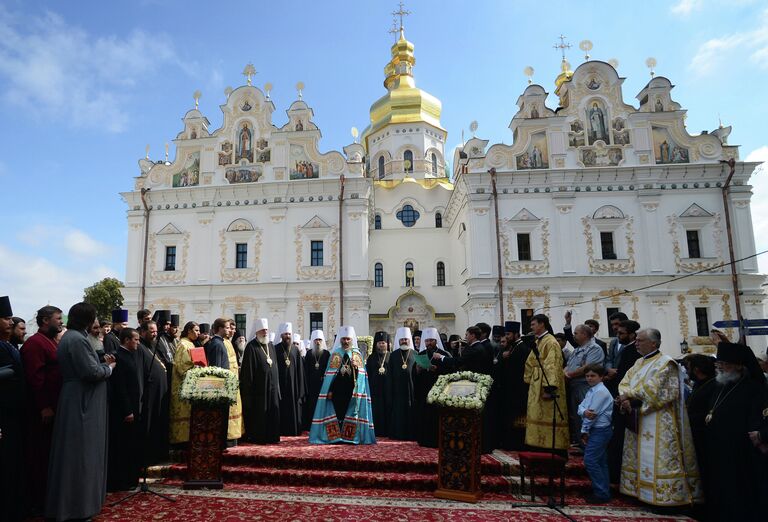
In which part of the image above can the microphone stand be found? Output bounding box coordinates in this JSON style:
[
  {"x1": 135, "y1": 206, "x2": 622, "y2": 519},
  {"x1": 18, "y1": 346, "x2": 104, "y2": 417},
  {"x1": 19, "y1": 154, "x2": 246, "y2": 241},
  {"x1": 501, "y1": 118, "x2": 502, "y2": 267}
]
[
  {"x1": 112, "y1": 336, "x2": 175, "y2": 506},
  {"x1": 509, "y1": 335, "x2": 576, "y2": 522}
]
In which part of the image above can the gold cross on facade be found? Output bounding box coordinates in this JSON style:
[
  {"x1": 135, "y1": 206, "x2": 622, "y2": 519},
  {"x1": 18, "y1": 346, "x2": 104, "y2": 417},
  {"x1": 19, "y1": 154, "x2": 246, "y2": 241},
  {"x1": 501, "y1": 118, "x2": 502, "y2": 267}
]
[
  {"x1": 392, "y1": 1, "x2": 411, "y2": 30},
  {"x1": 553, "y1": 34, "x2": 571, "y2": 61},
  {"x1": 242, "y1": 63, "x2": 257, "y2": 86}
]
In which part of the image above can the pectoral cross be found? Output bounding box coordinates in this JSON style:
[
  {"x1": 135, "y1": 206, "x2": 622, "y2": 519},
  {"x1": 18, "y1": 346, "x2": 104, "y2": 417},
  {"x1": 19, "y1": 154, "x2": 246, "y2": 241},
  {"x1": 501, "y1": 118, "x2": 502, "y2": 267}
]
[
  {"x1": 392, "y1": 1, "x2": 411, "y2": 30},
  {"x1": 553, "y1": 34, "x2": 571, "y2": 61},
  {"x1": 242, "y1": 63, "x2": 257, "y2": 86}
]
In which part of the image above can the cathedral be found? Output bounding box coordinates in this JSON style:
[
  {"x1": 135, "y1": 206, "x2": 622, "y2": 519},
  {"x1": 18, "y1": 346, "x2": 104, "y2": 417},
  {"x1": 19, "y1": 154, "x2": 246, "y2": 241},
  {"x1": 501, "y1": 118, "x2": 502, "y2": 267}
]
[{"x1": 120, "y1": 23, "x2": 765, "y2": 355}]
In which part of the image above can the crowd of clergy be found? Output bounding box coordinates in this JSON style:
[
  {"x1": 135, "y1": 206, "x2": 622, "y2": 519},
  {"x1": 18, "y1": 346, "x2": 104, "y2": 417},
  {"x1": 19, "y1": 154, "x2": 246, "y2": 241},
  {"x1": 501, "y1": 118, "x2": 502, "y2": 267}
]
[{"x1": 1, "y1": 294, "x2": 767, "y2": 522}]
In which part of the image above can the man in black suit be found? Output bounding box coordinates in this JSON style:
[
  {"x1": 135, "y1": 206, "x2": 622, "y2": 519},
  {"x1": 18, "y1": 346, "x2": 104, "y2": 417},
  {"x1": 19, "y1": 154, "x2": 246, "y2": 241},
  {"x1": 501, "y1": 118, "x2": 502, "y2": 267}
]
[
  {"x1": 108, "y1": 328, "x2": 143, "y2": 491},
  {"x1": 205, "y1": 319, "x2": 230, "y2": 370}
]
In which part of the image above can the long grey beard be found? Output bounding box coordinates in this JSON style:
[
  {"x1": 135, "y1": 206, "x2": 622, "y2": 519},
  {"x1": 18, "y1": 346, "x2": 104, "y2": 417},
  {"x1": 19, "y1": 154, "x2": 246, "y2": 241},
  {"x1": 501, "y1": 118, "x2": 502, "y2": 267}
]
[
  {"x1": 715, "y1": 368, "x2": 741, "y2": 385},
  {"x1": 257, "y1": 335, "x2": 268, "y2": 344}
]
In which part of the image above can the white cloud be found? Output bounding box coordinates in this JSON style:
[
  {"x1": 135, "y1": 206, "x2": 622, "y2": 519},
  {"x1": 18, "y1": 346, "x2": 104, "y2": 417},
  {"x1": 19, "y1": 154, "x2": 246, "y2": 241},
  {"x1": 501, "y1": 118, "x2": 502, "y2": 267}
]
[
  {"x1": 689, "y1": 9, "x2": 768, "y2": 76},
  {"x1": 671, "y1": 0, "x2": 701, "y2": 16},
  {"x1": 0, "y1": 243, "x2": 117, "y2": 321},
  {"x1": 0, "y1": 8, "x2": 180, "y2": 132},
  {"x1": 16, "y1": 225, "x2": 111, "y2": 260},
  {"x1": 746, "y1": 146, "x2": 768, "y2": 274}
]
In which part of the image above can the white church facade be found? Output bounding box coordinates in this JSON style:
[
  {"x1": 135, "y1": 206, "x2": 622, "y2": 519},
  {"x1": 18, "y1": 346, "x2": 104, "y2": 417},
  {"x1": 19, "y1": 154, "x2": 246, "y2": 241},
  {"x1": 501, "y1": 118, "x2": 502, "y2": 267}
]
[{"x1": 120, "y1": 27, "x2": 766, "y2": 355}]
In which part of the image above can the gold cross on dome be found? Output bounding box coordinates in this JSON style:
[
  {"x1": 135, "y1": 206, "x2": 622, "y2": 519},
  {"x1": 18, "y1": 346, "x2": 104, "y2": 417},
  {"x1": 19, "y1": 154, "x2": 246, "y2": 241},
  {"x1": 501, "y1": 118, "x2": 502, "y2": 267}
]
[
  {"x1": 553, "y1": 34, "x2": 572, "y2": 61},
  {"x1": 388, "y1": 17, "x2": 399, "y2": 37},
  {"x1": 392, "y1": 1, "x2": 411, "y2": 30},
  {"x1": 242, "y1": 63, "x2": 257, "y2": 86}
]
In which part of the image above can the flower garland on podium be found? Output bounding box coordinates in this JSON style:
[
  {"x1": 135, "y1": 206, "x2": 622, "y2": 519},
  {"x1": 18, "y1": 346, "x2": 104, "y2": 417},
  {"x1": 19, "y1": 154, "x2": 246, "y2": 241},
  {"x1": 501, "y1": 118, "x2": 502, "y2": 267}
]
[
  {"x1": 180, "y1": 366, "x2": 239, "y2": 405},
  {"x1": 427, "y1": 371, "x2": 493, "y2": 411}
]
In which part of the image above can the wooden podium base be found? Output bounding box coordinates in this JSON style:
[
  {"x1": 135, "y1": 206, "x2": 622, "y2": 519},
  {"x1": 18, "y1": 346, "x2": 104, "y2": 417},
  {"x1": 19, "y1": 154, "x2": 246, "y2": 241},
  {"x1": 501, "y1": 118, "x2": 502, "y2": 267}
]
[
  {"x1": 435, "y1": 408, "x2": 482, "y2": 503},
  {"x1": 183, "y1": 403, "x2": 228, "y2": 490}
]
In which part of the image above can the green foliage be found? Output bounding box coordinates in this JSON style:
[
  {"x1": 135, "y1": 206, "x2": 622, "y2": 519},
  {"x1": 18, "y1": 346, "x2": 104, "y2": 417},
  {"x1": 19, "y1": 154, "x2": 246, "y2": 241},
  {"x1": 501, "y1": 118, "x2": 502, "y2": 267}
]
[{"x1": 83, "y1": 277, "x2": 125, "y2": 321}]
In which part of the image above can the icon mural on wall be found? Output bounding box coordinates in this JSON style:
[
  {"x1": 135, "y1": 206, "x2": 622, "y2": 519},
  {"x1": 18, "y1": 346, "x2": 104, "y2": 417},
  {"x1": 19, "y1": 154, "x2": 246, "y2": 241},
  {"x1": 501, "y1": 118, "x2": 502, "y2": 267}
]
[
  {"x1": 219, "y1": 142, "x2": 233, "y2": 166},
  {"x1": 586, "y1": 100, "x2": 609, "y2": 144},
  {"x1": 516, "y1": 131, "x2": 549, "y2": 169},
  {"x1": 612, "y1": 118, "x2": 630, "y2": 145},
  {"x1": 236, "y1": 123, "x2": 254, "y2": 163},
  {"x1": 172, "y1": 152, "x2": 200, "y2": 187},
  {"x1": 569, "y1": 120, "x2": 585, "y2": 147},
  {"x1": 225, "y1": 165, "x2": 263, "y2": 184},
  {"x1": 652, "y1": 127, "x2": 689, "y2": 164},
  {"x1": 581, "y1": 144, "x2": 623, "y2": 167},
  {"x1": 289, "y1": 144, "x2": 320, "y2": 179}
]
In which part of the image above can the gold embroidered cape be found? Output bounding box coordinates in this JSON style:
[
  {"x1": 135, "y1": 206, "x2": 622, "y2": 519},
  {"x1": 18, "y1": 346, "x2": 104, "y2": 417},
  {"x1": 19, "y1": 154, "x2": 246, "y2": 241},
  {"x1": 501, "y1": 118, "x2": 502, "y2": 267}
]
[
  {"x1": 169, "y1": 338, "x2": 195, "y2": 444},
  {"x1": 223, "y1": 338, "x2": 243, "y2": 440}
]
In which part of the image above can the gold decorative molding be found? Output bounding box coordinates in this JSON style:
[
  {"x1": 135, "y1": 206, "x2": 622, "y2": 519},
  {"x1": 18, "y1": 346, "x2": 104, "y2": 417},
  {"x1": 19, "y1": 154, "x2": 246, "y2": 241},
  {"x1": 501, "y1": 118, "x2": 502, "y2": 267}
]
[
  {"x1": 501, "y1": 219, "x2": 550, "y2": 275},
  {"x1": 591, "y1": 288, "x2": 639, "y2": 322},
  {"x1": 297, "y1": 291, "x2": 336, "y2": 335},
  {"x1": 220, "y1": 296, "x2": 259, "y2": 315},
  {"x1": 505, "y1": 287, "x2": 551, "y2": 319},
  {"x1": 677, "y1": 294, "x2": 689, "y2": 340},
  {"x1": 148, "y1": 297, "x2": 186, "y2": 317},
  {"x1": 148, "y1": 231, "x2": 190, "y2": 284},
  {"x1": 295, "y1": 225, "x2": 339, "y2": 280},
  {"x1": 582, "y1": 215, "x2": 636, "y2": 274},
  {"x1": 219, "y1": 228, "x2": 262, "y2": 282},
  {"x1": 667, "y1": 213, "x2": 723, "y2": 273}
]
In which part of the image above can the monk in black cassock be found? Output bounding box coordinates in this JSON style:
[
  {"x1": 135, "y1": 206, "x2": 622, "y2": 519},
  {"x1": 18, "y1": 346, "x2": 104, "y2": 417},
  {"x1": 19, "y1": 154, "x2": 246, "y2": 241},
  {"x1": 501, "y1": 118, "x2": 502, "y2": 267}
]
[
  {"x1": 0, "y1": 296, "x2": 25, "y2": 522},
  {"x1": 690, "y1": 341, "x2": 768, "y2": 522},
  {"x1": 274, "y1": 322, "x2": 305, "y2": 435},
  {"x1": 386, "y1": 327, "x2": 416, "y2": 440},
  {"x1": 103, "y1": 308, "x2": 128, "y2": 356},
  {"x1": 413, "y1": 327, "x2": 451, "y2": 448},
  {"x1": 303, "y1": 330, "x2": 331, "y2": 431},
  {"x1": 107, "y1": 328, "x2": 143, "y2": 492},
  {"x1": 497, "y1": 321, "x2": 530, "y2": 450},
  {"x1": 366, "y1": 331, "x2": 391, "y2": 437},
  {"x1": 138, "y1": 320, "x2": 169, "y2": 465},
  {"x1": 240, "y1": 318, "x2": 281, "y2": 444}
]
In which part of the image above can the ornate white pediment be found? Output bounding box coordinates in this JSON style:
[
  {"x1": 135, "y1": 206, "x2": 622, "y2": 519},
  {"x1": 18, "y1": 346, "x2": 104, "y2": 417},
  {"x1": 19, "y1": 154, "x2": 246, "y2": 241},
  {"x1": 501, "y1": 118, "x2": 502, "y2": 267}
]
[
  {"x1": 680, "y1": 203, "x2": 713, "y2": 218},
  {"x1": 157, "y1": 223, "x2": 182, "y2": 235},
  {"x1": 593, "y1": 205, "x2": 625, "y2": 219},
  {"x1": 227, "y1": 218, "x2": 254, "y2": 232},
  {"x1": 302, "y1": 215, "x2": 331, "y2": 229},
  {"x1": 510, "y1": 208, "x2": 540, "y2": 221}
]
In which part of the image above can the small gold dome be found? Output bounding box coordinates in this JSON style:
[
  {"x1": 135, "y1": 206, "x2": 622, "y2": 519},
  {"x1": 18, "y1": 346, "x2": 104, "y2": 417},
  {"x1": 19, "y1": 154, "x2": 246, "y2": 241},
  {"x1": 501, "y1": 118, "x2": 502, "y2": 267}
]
[
  {"x1": 554, "y1": 58, "x2": 573, "y2": 92},
  {"x1": 364, "y1": 29, "x2": 444, "y2": 149}
]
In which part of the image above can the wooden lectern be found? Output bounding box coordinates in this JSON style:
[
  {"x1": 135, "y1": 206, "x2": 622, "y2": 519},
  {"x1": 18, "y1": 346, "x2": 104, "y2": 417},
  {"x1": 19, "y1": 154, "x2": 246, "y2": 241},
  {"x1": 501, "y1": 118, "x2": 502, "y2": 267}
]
[
  {"x1": 431, "y1": 373, "x2": 492, "y2": 503},
  {"x1": 184, "y1": 403, "x2": 228, "y2": 489}
]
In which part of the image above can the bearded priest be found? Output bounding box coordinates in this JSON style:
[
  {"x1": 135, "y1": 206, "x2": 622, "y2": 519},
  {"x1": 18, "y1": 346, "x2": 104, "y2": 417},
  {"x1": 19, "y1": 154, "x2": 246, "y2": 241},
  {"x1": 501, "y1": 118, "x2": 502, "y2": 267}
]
[
  {"x1": 240, "y1": 319, "x2": 281, "y2": 444},
  {"x1": 303, "y1": 330, "x2": 330, "y2": 431},
  {"x1": 309, "y1": 326, "x2": 375, "y2": 444}
]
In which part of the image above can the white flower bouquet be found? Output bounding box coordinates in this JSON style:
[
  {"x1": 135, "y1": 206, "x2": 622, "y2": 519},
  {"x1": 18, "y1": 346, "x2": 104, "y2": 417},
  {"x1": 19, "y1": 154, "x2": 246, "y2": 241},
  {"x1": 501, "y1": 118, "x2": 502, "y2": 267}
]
[
  {"x1": 427, "y1": 371, "x2": 493, "y2": 411},
  {"x1": 180, "y1": 366, "x2": 239, "y2": 405}
]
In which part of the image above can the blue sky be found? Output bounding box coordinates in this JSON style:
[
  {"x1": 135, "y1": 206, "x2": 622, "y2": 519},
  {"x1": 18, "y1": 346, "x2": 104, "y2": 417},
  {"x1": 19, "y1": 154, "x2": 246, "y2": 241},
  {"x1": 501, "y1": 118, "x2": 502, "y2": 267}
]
[{"x1": 1, "y1": 0, "x2": 767, "y2": 319}]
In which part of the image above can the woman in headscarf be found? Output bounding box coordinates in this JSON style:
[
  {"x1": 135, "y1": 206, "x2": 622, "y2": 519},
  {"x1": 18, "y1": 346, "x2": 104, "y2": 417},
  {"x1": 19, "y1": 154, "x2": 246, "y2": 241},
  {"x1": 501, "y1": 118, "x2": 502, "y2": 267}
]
[{"x1": 169, "y1": 321, "x2": 206, "y2": 445}]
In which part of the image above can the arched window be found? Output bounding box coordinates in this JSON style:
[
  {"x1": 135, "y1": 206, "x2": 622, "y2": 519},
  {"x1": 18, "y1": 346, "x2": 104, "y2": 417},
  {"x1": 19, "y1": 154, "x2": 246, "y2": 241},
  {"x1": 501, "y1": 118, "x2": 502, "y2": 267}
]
[
  {"x1": 403, "y1": 150, "x2": 414, "y2": 173},
  {"x1": 396, "y1": 204, "x2": 420, "y2": 227},
  {"x1": 431, "y1": 152, "x2": 438, "y2": 174},
  {"x1": 374, "y1": 214, "x2": 382, "y2": 230},
  {"x1": 378, "y1": 155, "x2": 385, "y2": 178},
  {"x1": 436, "y1": 261, "x2": 446, "y2": 286},
  {"x1": 374, "y1": 263, "x2": 384, "y2": 287},
  {"x1": 435, "y1": 212, "x2": 443, "y2": 228},
  {"x1": 405, "y1": 262, "x2": 414, "y2": 287}
]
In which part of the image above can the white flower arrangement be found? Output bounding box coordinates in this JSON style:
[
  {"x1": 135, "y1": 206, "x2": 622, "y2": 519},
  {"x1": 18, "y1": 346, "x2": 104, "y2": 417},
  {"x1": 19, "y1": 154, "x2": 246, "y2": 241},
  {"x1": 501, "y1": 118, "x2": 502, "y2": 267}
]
[
  {"x1": 180, "y1": 366, "x2": 239, "y2": 406},
  {"x1": 427, "y1": 371, "x2": 494, "y2": 411}
]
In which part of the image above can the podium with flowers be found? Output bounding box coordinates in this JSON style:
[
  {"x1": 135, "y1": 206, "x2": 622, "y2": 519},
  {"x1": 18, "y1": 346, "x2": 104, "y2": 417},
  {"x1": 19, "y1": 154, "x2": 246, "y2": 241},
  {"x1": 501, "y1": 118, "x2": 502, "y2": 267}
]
[
  {"x1": 180, "y1": 367, "x2": 239, "y2": 490},
  {"x1": 428, "y1": 371, "x2": 493, "y2": 503}
]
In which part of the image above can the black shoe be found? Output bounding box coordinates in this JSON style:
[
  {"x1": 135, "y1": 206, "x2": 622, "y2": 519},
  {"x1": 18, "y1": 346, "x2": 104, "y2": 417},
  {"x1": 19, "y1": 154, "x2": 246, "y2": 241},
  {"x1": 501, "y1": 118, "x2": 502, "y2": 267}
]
[{"x1": 585, "y1": 494, "x2": 610, "y2": 504}]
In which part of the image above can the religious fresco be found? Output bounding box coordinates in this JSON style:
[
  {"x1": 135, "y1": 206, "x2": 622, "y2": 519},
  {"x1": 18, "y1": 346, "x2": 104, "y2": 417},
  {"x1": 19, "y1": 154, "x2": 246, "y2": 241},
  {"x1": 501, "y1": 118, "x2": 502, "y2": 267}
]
[
  {"x1": 289, "y1": 144, "x2": 320, "y2": 179},
  {"x1": 612, "y1": 118, "x2": 630, "y2": 145},
  {"x1": 219, "y1": 142, "x2": 233, "y2": 166},
  {"x1": 172, "y1": 152, "x2": 200, "y2": 187},
  {"x1": 515, "y1": 131, "x2": 548, "y2": 169},
  {"x1": 236, "y1": 122, "x2": 254, "y2": 163},
  {"x1": 586, "y1": 100, "x2": 609, "y2": 144},
  {"x1": 255, "y1": 138, "x2": 271, "y2": 163},
  {"x1": 225, "y1": 165, "x2": 262, "y2": 184},
  {"x1": 652, "y1": 126, "x2": 689, "y2": 164},
  {"x1": 569, "y1": 119, "x2": 585, "y2": 147},
  {"x1": 580, "y1": 144, "x2": 623, "y2": 167}
]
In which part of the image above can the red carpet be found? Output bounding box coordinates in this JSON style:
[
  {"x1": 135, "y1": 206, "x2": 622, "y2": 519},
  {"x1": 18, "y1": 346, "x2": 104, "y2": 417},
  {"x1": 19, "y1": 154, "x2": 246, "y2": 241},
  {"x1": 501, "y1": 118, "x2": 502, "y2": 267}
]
[{"x1": 105, "y1": 436, "x2": 697, "y2": 521}]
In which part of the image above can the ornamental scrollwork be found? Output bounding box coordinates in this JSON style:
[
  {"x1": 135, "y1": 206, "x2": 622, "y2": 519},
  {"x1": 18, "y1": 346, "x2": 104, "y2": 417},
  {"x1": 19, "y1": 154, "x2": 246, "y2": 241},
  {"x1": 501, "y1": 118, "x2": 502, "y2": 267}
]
[{"x1": 295, "y1": 225, "x2": 339, "y2": 280}]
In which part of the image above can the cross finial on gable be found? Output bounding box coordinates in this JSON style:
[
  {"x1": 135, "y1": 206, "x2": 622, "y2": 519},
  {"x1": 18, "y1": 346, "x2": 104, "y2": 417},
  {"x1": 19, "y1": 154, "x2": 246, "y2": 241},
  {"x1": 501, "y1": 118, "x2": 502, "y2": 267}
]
[
  {"x1": 553, "y1": 34, "x2": 572, "y2": 61},
  {"x1": 242, "y1": 63, "x2": 257, "y2": 86}
]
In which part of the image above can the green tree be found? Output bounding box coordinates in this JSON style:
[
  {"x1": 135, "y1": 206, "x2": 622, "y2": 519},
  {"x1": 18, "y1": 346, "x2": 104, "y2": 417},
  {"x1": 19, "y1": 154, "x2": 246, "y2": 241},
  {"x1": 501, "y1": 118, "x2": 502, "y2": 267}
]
[{"x1": 83, "y1": 277, "x2": 125, "y2": 321}]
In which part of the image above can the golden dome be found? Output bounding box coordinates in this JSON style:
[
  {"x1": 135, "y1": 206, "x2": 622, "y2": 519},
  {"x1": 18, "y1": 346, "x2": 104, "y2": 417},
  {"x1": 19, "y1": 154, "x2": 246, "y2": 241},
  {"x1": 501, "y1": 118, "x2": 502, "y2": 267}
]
[
  {"x1": 554, "y1": 58, "x2": 574, "y2": 92},
  {"x1": 364, "y1": 28, "x2": 444, "y2": 148}
]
